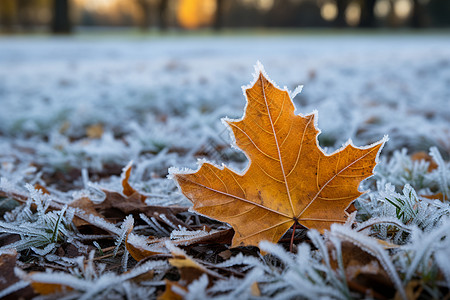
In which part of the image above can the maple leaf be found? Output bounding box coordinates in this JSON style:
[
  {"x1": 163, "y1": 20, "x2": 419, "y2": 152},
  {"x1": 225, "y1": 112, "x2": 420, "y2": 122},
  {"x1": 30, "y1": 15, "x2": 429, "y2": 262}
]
[{"x1": 170, "y1": 64, "x2": 386, "y2": 248}]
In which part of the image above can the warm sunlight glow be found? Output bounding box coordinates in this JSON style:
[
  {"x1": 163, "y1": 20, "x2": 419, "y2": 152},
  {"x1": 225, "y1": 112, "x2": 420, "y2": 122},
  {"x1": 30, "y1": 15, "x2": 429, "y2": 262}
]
[
  {"x1": 375, "y1": 0, "x2": 390, "y2": 18},
  {"x1": 257, "y1": 0, "x2": 275, "y2": 11},
  {"x1": 241, "y1": 0, "x2": 274, "y2": 11},
  {"x1": 321, "y1": 1, "x2": 338, "y2": 21},
  {"x1": 346, "y1": 2, "x2": 361, "y2": 26},
  {"x1": 76, "y1": 0, "x2": 117, "y2": 11},
  {"x1": 394, "y1": 0, "x2": 413, "y2": 19},
  {"x1": 177, "y1": 0, "x2": 216, "y2": 29}
]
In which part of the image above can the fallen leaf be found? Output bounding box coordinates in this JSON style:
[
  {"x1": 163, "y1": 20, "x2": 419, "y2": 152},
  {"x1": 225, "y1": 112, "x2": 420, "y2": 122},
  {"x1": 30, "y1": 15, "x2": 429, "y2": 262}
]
[
  {"x1": 69, "y1": 197, "x2": 106, "y2": 227},
  {"x1": 421, "y1": 193, "x2": 447, "y2": 201},
  {"x1": 34, "y1": 184, "x2": 50, "y2": 195},
  {"x1": 218, "y1": 249, "x2": 232, "y2": 260},
  {"x1": 130, "y1": 270, "x2": 154, "y2": 283},
  {"x1": 374, "y1": 238, "x2": 401, "y2": 249},
  {"x1": 158, "y1": 245, "x2": 224, "y2": 299},
  {"x1": 30, "y1": 280, "x2": 73, "y2": 295},
  {"x1": 68, "y1": 163, "x2": 188, "y2": 230},
  {"x1": 169, "y1": 254, "x2": 224, "y2": 283},
  {"x1": 98, "y1": 189, "x2": 188, "y2": 227},
  {"x1": 126, "y1": 227, "x2": 233, "y2": 261},
  {"x1": 171, "y1": 65, "x2": 386, "y2": 247},
  {"x1": 86, "y1": 123, "x2": 104, "y2": 139},
  {"x1": 411, "y1": 151, "x2": 438, "y2": 172},
  {"x1": 0, "y1": 250, "x2": 35, "y2": 299},
  {"x1": 125, "y1": 225, "x2": 164, "y2": 261},
  {"x1": 395, "y1": 280, "x2": 422, "y2": 300},
  {"x1": 121, "y1": 162, "x2": 146, "y2": 203},
  {"x1": 22, "y1": 267, "x2": 73, "y2": 296},
  {"x1": 251, "y1": 282, "x2": 261, "y2": 296},
  {"x1": 28, "y1": 266, "x2": 149, "y2": 297},
  {"x1": 329, "y1": 241, "x2": 395, "y2": 299},
  {"x1": 158, "y1": 280, "x2": 186, "y2": 300}
]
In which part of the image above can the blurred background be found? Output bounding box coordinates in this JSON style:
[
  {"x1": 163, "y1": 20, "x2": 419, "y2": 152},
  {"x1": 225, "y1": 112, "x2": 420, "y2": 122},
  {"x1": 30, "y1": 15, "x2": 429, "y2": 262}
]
[{"x1": 1, "y1": 0, "x2": 450, "y2": 34}]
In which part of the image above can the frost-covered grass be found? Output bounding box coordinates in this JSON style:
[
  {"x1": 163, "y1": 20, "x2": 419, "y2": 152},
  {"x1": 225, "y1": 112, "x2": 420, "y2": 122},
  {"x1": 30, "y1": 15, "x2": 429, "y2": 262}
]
[
  {"x1": 0, "y1": 33, "x2": 449, "y2": 299},
  {"x1": 1, "y1": 34, "x2": 449, "y2": 173}
]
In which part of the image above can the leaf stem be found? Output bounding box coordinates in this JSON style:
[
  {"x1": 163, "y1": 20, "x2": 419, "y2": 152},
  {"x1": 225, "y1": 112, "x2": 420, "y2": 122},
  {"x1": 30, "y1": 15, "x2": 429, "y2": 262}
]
[{"x1": 290, "y1": 221, "x2": 298, "y2": 253}]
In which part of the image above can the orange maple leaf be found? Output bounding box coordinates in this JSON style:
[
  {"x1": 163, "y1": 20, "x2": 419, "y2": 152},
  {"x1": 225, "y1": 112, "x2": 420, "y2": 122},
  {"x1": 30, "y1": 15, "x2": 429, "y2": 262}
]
[{"x1": 170, "y1": 64, "x2": 386, "y2": 248}]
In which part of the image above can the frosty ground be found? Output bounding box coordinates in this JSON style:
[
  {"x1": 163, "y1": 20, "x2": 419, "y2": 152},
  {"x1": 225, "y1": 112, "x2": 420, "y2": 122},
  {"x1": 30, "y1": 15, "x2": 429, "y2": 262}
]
[
  {"x1": 0, "y1": 33, "x2": 449, "y2": 299},
  {"x1": 1, "y1": 34, "x2": 449, "y2": 174}
]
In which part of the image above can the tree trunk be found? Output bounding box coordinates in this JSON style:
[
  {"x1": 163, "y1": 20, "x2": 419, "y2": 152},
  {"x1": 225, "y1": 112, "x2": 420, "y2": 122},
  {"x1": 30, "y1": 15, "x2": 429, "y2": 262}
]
[
  {"x1": 18, "y1": 0, "x2": 33, "y2": 31},
  {"x1": 214, "y1": 0, "x2": 225, "y2": 31},
  {"x1": 334, "y1": 0, "x2": 349, "y2": 27},
  {"x1": 136, "y1": 0, "x2": 151, "y2": 31},
  {"x1": 411, "y1": 0, "x2": 426, "y2": 28},
  {"x1": 387, "y1": 0, "x2": 400, "y2": 27},
  {"x1": 0, "y1": 0, "x2": 16, "y2": 33},
  {"x1": 359, "y1": 0, "x2": 376, "y2": 27},
  {"x1": 158, "y1": 0, "x2": 169, "y2": 30},
  {"x1": 51, "y1": 0, "x2": 71, "y2": 34}
]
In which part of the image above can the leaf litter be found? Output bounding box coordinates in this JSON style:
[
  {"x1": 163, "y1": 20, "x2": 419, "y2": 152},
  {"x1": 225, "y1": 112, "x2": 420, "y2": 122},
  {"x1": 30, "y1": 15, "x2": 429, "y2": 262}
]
[{"x1": 1, "y1": 36, "x2": 450, "y2": 299}]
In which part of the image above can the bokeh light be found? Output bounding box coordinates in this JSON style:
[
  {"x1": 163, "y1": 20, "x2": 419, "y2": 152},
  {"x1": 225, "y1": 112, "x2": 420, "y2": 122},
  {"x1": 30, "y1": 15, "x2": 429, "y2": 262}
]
[
  {"x1": 177, "y1": 0, "x2": 216, "y2": 29},
  {"x1": 394, "y1": 0, "x2": 413, "y2": 19},
  {"x1": 346, "y1": 1, "x2": 361, "y2": 26},
  {"x1": 321, "y1": 1, "x2": 338, "y2": 21},
  {"x1": 375, "y1": 0, "x2": 390, "y2": 18}
]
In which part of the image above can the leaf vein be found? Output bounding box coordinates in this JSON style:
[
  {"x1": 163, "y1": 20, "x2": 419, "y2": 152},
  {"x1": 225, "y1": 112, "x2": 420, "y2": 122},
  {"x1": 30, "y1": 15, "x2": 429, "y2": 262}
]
[
  {"x1": 297, "y1": 146, "x2": 379, "y2": 219},
  {"x1": 229, "y1": 123, "x2": 279, "y2": 162},
  {"x1": 177, "y1": 175, "x2": 291, "y2": 218}
]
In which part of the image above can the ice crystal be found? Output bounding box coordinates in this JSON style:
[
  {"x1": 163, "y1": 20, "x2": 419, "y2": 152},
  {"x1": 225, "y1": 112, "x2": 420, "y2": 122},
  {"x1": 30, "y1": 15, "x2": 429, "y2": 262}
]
[
  {"x1": 358, "y1": 183, "x2": 449, "y2": 243},
  {"x1": 0, "y1": 186, "x2": 76, "y2": 255},
  {"x1": 1, "y1": 37, "x2": 450, "y2": 299},
  {"x1": 21, "y1": 258, "x2": 168, "y2": 300}
]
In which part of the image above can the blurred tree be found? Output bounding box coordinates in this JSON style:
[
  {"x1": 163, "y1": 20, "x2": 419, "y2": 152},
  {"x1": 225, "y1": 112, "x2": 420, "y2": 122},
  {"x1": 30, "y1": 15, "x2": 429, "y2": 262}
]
[
  {"x1": 51, "y1": 0, "x2": 71, "y2": 33},
  {"x1": 266, "y1": 0, "x2": 326, "y2": 27},
  {"x1": 334, "y1": 0, "x2": 349, "y2": 27},
  {"x1": 17, "y1": 0, "x2": 38, "y2": 30},
  {"x1": 214, "y1": 0, "x2": 224, "y2": 30},
  {"x1": 0, "y1": 0, "x2": 16, "y2": 32},
  {"x1": 224, "y1": 0, "x2": 264, "y2": 28},
  {"x1": 294, "y1": 0, "x2": 325, "y2": 27},
  {"x1": 359, "y1": 0, "x2": 376, "y2": 27},
  {"x1": 266, "y1": 0, "x2": 293, "y2": 27},
  {"x1": 158, "y1": 0, "x2": 169, "y2": 30},
  {"x1": 428, "y1": 0, "x2": 450, "y2": 26},
  {"x1": 136, "y1": 0, "x2": 151, "y2": 31},
  {"x1": 411, "y1": 0, "x2": 427, "y2": 27},
  {"x1": 386, "y1": 0, "x2": 400, "y2": 27}
]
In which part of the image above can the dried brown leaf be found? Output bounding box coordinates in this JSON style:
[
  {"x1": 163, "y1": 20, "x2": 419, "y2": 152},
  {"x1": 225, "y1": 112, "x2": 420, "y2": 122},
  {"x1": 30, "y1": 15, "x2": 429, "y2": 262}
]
[
  {"x1": 330, "y1": 241, "x2": 395, "y2": 299},
  {"x1": 0, "y1": 250, "x2": 34, "y2": 299},
  {"x1": 172, "y1": 67, "x2": 385, "y2": 247},
  {"x1": 126, "y1": 227, "x2": 233, "y2": 261},
  {"x1": 86, "y1": 123, "x2": 104, "y2": 139},
  {"x1": 121, "y1": 162, "x2": 146, "y2": 203},
  {"x1": 158, "y1": 280, "x2": 185, "y2": 300},
  {"x1": 30, "y1": 280, "x2": 73, "y2": 296}
]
